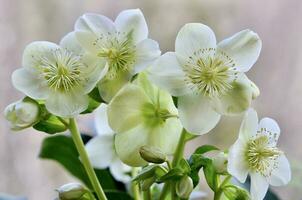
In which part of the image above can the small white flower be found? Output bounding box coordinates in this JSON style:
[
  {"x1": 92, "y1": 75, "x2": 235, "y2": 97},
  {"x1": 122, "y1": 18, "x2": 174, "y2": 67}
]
[
  {"x1": 85, "y1": 104, "x2": 131, "y2": 183},
  {"x1": 74, "y1": 9, "x2": 161, "y2": 102},
  {"x1": 12, "y1": 32, "x2": 106, "y2": 117},
  {"x1": 148, "y1": 23, "x2": 261, "y2": 135},
  {"x1": 228, "y1": 108, "x2": 291, "y2": 200},
  {"x1": 4, "y1": 99, "x2": 39, "y2": 130}
]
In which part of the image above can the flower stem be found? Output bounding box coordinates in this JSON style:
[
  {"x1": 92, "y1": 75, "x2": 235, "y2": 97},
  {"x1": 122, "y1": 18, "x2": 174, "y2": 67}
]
[
  {"x1": 143, "y1": 189, "x2": 151, "y2": 200},
  {"x1": 172, "y1": 128, "x2": 188, "y2": 167},
  {"x1": 69, "y1": 118, "x2": 107, "y2": 200},
  {"x1": 132, "y1": 168, "x2": 142, "y2": 200}
]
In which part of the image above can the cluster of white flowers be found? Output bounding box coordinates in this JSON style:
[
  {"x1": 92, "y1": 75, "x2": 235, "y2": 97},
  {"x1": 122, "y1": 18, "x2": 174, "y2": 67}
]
[{"x1": 5, "y1": 8, "x2": 291, "y2": 200}]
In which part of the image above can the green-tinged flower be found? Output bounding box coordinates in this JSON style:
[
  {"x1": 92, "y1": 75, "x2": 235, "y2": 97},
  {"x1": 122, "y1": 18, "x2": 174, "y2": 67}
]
[
  {"x1": 4, "y1": 98, "x2": 39, "y2": 130},
  {"x1": 176, "y1": 176, "x2": 194, "y2": 199},
  {"x1": 12, "y1": 32, "x2": 106, "y2": 117},
  {"x1": 57, "y1": 183, "x2": 92, "y2": 200},
  {"x1": 75, "y1": 9, "x2": 161, "y2": 102},
  {"x1": 148, "y1": 23, "x2": 261, "y2": 135},
  {"x1": 107, "y1": 74, "x2": 182, "y2": 166},
  {"x1": 212, "y1": 152, "x2": 228, "y2": 174},
  {"x1": 228, "y1": 108, "x2": 291, "y2": 200}
]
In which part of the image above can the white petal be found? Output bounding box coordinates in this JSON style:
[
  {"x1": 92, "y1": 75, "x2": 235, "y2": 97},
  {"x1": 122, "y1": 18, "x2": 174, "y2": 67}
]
[
  {"x1": 85, "y1": 135, "x2": 114, "y2": 169},
  {"x1": 94, "y1": 104, "x2": 114, "y2": 136},
  {"x1": 115, "y1": 9, "x2": 148, "y2": 43},
  {"x1": 178, "y1": 94, "x2": 221, "y2": 135},
  {"x1": 269, "y1": 154, "x2": 291, "y2": 186},
  {"x1": 212, "y1": 74, "x2": 253, "y2": 115},
  {"x1": 45, "y1": 90, "x2": 89, "y2": 117},
  {"x1": 250, "y1": 172, "x2": 269, "y2": 200},
  {"x1": 133, "y1": 39, "x2": 161, "y2": 73},
  {"x1": 175, "y1": 23, "x2": 216, "y2": 58},
  {"x1": 147, "y1": 52, "x2": 190, "y2": 96},
  {"x1": 217, "y1": 30, "x2": 262, "y2": 72},
  {"x1": 75, "y1": 31, "x2": 99, "y2": 55},
  {"x1": 227, "y1": 139, "x2": 249, "y2": 183},
  {"x1": 12, "y1": 68, "x2": 49, "y2": 99},
  {"x1": 22, "y1": 41, "x2": 59, "y2": 68},
  {"x1": 238, "y1": 108, "x2": 259, "y2": 141},
  {"x1": 59, "y1": 32, "x2": 84, "y2": 55},
  {"x1": 109, "y1": 158, "x2": 132, "y2": 183},
  {"x1": 258, "y1": 117, "x2": 280, "y2": 146},
  {"x1": 75, "y1": 13, "x2": 115, "y2": 35}
]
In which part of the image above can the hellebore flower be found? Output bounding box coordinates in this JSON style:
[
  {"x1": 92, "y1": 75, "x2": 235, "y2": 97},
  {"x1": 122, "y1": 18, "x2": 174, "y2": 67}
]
[
  {"x1": 107, "y1": 74, "x2": 182, "y2": 166},
  {"x1": 12, "y1": 32, "x2": 106, "y2": 117},
  {"x1": 85, "y1": 104, "x2": 131, "y2": 183},
  {"x1": 74, "y1": 9, "x2": 161, "y2": 102},
  {"x1": 148, "y1": 23, "x2": 261, "y2": 135},
  {"x1": 228, "y1": 108, "x2": 291, "y2": 200}
]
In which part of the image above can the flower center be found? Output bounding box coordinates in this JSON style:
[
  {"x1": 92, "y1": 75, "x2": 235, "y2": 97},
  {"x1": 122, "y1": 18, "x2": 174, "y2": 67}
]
[
  {"x1": 183, "y1": 48, "x2": 238, "y2": 97},
  {"x1": 39, "y1": 49, "x2": 85, "y2": 92},
  {"x1": 94, "y1": 31, "x2": 136, "y2": 79},
  {"x1": 245, "y1": 135, "x2": 282, "y2": 177}
]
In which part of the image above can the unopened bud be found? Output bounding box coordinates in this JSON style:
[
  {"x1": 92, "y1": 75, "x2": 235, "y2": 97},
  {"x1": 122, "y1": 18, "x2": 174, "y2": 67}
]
[
  {"x1": 57, "y1": 183, "x2": 88, "y2": 200},
  {"x1": 176, "y1": 176, "x2": 194, "y2": 199},
  {"x1": 4, "y1": 98, "x2": 39, "y2": 130},
  {"x1": 213, "y1": 152, "x2": 228, "y2": 174},
  {"x1": 139, "y1": 145, "x2": 167, "y2": 164},
  {"x1": 223, "y1": 186, "x2": 251, "y2": 200}
]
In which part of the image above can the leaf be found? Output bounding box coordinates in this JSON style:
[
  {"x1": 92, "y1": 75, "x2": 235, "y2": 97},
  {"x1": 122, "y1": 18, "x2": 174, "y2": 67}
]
[
  {"x1": 33, "y1": 115, "x2": 67, "y2": 134},
  {"x1": 133, "y1": 165, "x2": 166, "y2": 182},
  {"x1": 157, "y1": 168, "x2": 184, "y2": 182},
  {"x1": 203, "y1": 161, "x2": 218, "y2": 191},
  {"x1": 194, "y1": 145, "x2": 219, "y2": 154},
  {"x1": 88, "y1": 87, "x2": 104, "y2": 103},
  {"x1": 39, "y1": 135, "x2": 116, "y2": 190},
  {"x1": 81, "y1": 96, "x2": 101, "y2": 114},
  {"x1": 179, "y1": 159, "x2": 191, "y2": 173}
]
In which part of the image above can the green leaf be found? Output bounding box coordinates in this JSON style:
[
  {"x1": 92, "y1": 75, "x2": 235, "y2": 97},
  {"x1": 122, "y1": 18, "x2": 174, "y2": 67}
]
[
  {"x1": 81, "y1": 96, "x2": 101, "y2": 114},
  {"x1": 157, "y1": 168, "x2": 184, "y2": 182},
  {"x1": 33, "y1": 115, "x2": 67, "y2": 134},
  {"x1": 203, "y1": 161, "x2": 218, "y2": 191},
  {"x1": 194, "y1": 145, "x2": 219, "y2": 154},
  {"x1": 133, "y1": 165, "x2": 166, "y2": 182},
  {"x1": 39, "y1": 135, "x2": 116, "y2": 190},
  {"x1": 88, "y1": 87, "x2": 104, "y2": 103},
  {"x1": 179, "y1": 159, "x2": 191, "y2": 174}
]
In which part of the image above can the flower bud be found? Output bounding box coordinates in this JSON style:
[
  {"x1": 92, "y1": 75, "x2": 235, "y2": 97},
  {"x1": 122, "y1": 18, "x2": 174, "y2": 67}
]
[
  {"x1": 213, "y1": 152, "x2": 228, "y2": 174},
  {"x1": 139, "y1": 145, "x2": 167, "y2": 164},
  {"x1": 176, "y1": 176, "x2": 194, "y2": 199},
  {"x1": 223, "y1": 185, "x2": 251, "y2": 200},
  {"x1": 4, "y1": 99, "x2": 39, "y2": 130},
  {"x1": 57, "y1": 183, "x2": 88, "y2": 200}
]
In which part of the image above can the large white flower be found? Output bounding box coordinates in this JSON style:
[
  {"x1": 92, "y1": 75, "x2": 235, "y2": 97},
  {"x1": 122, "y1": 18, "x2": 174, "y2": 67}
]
[
  {"x1": 107, "y1": 73, "x2": 182, "y2": 167},
  {"x1": 228, "y1": 108, "x2": 291, "y2": 200},
  {"x1": 85, "y1": 104, "x2": 131, "y2": 183},
  {"x1": 12, "y1": 32, "x2": 106, "y2": 117},
  {"x1": 74, "y1": 9, "x2": 161, "y2": 102},
  {"x1": 148, "y1": 23, "x2": 261, "y2": 135}
]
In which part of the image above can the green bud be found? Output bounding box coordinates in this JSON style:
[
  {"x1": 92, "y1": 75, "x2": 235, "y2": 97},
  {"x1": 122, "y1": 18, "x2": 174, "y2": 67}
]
[
  {"x1": 223, "y1": 185, "x2": 251, "y2": 200},
  {"x1": 57, "y1": 183, "x2": 88, "y2": 200},
  {"x1": 139, "y1": 145, "x2": 167, "y2": 164},
  {"x1": 176, "y1": 176, "x2": 194, "y2": 199},
  {"x1": 4, "y1": 98, "x2": 40, "y2": 130},
  {"x1": 212, "y1": 152, "x2": 228, "y2": 174}
]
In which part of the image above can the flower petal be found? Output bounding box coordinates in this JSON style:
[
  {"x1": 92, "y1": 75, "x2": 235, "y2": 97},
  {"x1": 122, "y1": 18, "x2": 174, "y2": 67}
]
[
  {"x1": 178, "y1": 94, "x2": 221, "y2": 135},
  {"x1": 212, "y1": 74, "x2": 253, "y2": 115},
  {"x1": 22, "y1": 41, "x2": 59, "y2": 68},
  {"x1": 94, "y1": 104, "x2": 114, "y2": 136},
  {"x1": 258, "y1": 117, "x2": 280, "y2": 146},
  {"x1": 238, "y1": 108, "x2": 259, "y2": 141},
  {"x1": 147, "y1": 52, "x2": 190, "y2": 96},
  {"x1": 217, "y1": 29, "x2": 262, "y2": 72},
  {"x1": 133, "y1": 39, "x2": 161, "y2": 74},
  {"x1": 45, "y1": 90, "x2": 89, "y2": 117},
  {"x1": 107, "y1": 84, "x2": 150, "y2": 132},
  {"x1": 115, "y1": 9, "x2": 148, "y2": 43},
  {"x1": 12, "y1": 68, "x2": 49, "y2": 99},
  {"x1": 75, "y1": 31, "x2": 99, "y2": 55},
  {"x1": 75, "y1": 13, "x2": 115, "y2": 35},
  {"x1": 227, "y1": 139, "x2": 249, "y2": 183},
  {"x1": 269, "y1": 154, "x2": 291, "y2": 186},
  {"x1": 250, "y1": 172, "x2": 269, "y2": 200},
  {"x1": 175, "y1": 23, "x2": 216, "y2": 58},
  {"x1": 60, "y1": 32, "x2": 84, "y2": 55},
  {"x1": 85, "y1": 135, "x2": 114, "y2": 169},
  {"x1": 109, "y1": 158, "x2": 132, "y2": 183}
]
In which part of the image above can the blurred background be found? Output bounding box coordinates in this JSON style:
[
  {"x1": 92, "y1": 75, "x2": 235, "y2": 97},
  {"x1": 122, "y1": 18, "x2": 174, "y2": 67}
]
[{"x1": 0, "y1": 0, "x2": 301, "y2": 199}]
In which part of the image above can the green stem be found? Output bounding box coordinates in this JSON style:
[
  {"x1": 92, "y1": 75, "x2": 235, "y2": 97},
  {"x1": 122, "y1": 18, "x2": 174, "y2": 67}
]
[
  {"x1": 214, "y1": 175, "x2": 232, "y2": 200},
  {"x1": 69, "y1": 118, "x2": 107, "y2": 200},
  {"x1": 159, "y1": 182, "x2": 170, "y2": 200},
  {"x1": 172, "y1": 129, "x2": 188, "y2": 167},
  {"x1": 132, "y1": 168, "x2": 141, "y2": 200},
  {"x1": 143, "y1": 189, "x2": 151, "y2": 200},
  {"x1": 214, "y1": 190, "x2": 223, "y2": 200}
]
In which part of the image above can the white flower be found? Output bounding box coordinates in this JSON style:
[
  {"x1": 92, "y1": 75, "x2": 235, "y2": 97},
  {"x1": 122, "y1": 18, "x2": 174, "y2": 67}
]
[
  {"x1": 4, "y1": 99, "x2": 39, "y2": 130},
  {"x1": 107, "y1": 73, "x2": 182, "y2": 167},
  {"x1": 74, "y1": 9, "x2": 161, "y2": 102},
  {"x1": 85, "y1": 104, "x2": 131, "y2": 183},
  {"x1": 148, "y1": 23, "x2": 261, "y2": 135},
  {"x1": 12, "y1": 32, "x2": 106, "y2": 117},
  {"x1": 228, "y1": 108, "x2": 291, "y2": 200}
]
